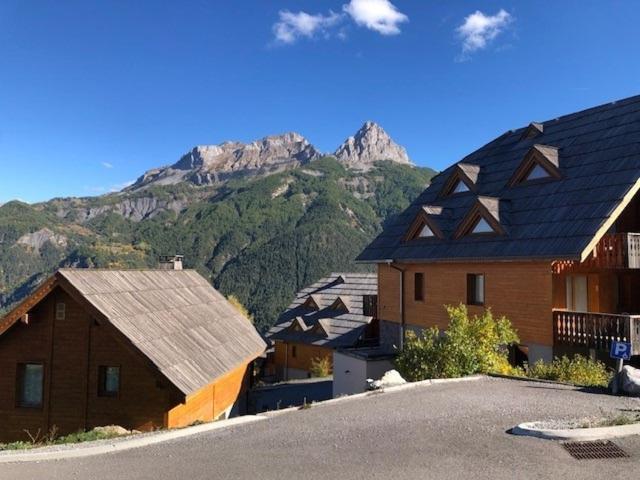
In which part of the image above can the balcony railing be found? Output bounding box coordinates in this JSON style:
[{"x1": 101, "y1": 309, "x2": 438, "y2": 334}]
[
  {"x1": 585, "y1": 232, "x2": 640, "y2": 269},
  {"x1": 553, "y1": 310, "x2": 640, "y2": 355}
]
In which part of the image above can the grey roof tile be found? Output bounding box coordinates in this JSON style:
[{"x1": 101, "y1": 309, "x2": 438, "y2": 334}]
[
  {"x1": 58, "y1": 269, "x2": 266, "y2": 396},
  {"x1": 267, "y1": 273, "x2": 377, "y2": 348},
  {"x1": 357, "y1": 95, "x2": 640, "y2": 263}
]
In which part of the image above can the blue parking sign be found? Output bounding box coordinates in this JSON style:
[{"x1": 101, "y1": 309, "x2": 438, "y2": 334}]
[{"x1": 610, "y1": 341, "x2": 632, "y2": 361}]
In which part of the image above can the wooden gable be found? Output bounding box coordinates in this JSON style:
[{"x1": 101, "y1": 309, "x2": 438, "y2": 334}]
[
  {"x1": 302, "y1": 295, "x2": 321, "y2": 311},
  {"x1": 404, "y1": 205, "x2": 446, "y2": 241},
  {"x1": 521, "y1": 122, "x2": 544, "y2": 140},
  {"x1": 455, "y1": 198, "x2": 506, "y2": 238},
  {"x1": 509, "y1": 144, "x2": 561, "y2": 186},
  {"x1": 329, "y1": 297, "x2": 350, "y2": 313},
  {"x1": 440, "y1": 163, "x2": 480, "y2": 197},
  {"x1": 0, "y1": 274, "x2": 58, "y2": 336},
  {"x1": 311, "y1": 319, "x2": 330, "y2": 338},
  {"x1": 288, "y1": 316, "x2": 309, "y2": 332}
]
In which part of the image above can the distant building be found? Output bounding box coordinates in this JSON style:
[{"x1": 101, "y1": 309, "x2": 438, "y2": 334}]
[
  {"x1": 267, "y1": 273, "x2": 378, "y2": 380},
  {"x1": 0, "y1": 265, "x2": 265, "y2": 443},
  {"x1": 357, "y1": 95, "x2": 640, "y2": 365}
]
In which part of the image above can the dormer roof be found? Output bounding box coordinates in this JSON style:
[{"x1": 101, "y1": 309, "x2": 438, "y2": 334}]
[
  {"x1": 303, "y1": 295, "x2": 322, "y2": 311},
  {"x1": 440, "y1": 163, "x2": 480, "y2": 197},
  {"x1": 509, "y1": 144, "x2": 561, "y2": 186},
  {"x1": 311, "y1": 319, "x2": 331, "y2": 337},
  {"x1": 455, "y1": 197, "x2": 507, "y2": 238},
  {"x1": 521, "y1": 122, "x2": 544, "y2": 139},
  {"x1": 358, "y1": 95, "x2": 640, "y2": 263},
  {"x1": 405, "y1": 205, "x2": 449, "y2": 241},
  {"x1": 329, "y1": 296, "x2": 351, "y2": 313},
  {"x1": 268, "y1": 272, "x2": 377, "y2": 348},
  {"x1": 289, "y1": 316, "x2": 309, "y2": 332}
]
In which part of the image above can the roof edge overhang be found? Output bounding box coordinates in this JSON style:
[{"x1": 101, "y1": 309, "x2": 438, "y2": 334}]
[
  {"x1": 357, "y1": 255, "x2": 580, "y2": 265},
  {"x1": 0, "y1": 273, "x2": 59, "y2": 336},
  {"x1": 579, "y1": 177, "x2": 640, "y2": 262}
]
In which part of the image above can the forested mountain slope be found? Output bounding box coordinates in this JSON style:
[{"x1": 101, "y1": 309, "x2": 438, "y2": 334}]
[{"x1": 0, "y1": 159, "x2": 434, "y2": 329}]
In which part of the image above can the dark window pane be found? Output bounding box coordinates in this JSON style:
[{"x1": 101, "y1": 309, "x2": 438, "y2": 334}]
[
  {"x1": 98, "y1": 366, "x2": 120, "y2": 397},
  {"x1": 414, "y1": 273, "x2": 424, "y2": 301},
  {"x1": 17, "y1": 363, "x2": 44, "y2": 408},
  {"x1": 467, "y1": 274, "x2": 485, "y2": 306}
]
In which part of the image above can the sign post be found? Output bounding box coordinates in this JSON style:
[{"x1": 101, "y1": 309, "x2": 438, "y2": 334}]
[{"x1": 610, "y1": 341, "x2": 632, "y2": 373}]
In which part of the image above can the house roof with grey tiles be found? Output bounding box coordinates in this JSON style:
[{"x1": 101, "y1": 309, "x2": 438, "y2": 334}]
[
  {"x1": 357, "y1": 95, "x2": 640, "y2": 263},
  {"x1": 1, "y1": 269, "x2": 266, "y2": 397},
  {"x1": 267, "y1": 273, "x2": 377, "y2": 348}
]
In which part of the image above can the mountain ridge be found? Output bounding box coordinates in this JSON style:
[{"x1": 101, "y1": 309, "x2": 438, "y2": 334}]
[
  {"x1": 129, "y1": 122, "x2": 411, "y2": 191},
  {"x1": 0, "y1": 126, "x2": 433, "y2": 330}
]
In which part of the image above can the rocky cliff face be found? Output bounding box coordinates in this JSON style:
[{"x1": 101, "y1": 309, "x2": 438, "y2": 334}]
[
  {"x1": 130, "y1": 132, "x2": 321, "y2": 190},
  {"x1": 127, "y1": 123, "x2": 411, "y2": 191},
  {"x1": 334, "y1": 121, "x2": 411, "y2": 169}
]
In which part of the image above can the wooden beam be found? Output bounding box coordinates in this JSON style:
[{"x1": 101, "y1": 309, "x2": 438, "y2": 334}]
[
  {"x1": 0, "y1": 274, "x2": 58, "y2": 336},
  {"x1": 580, "y1": 177, "x2": 640, "y2": 262}
]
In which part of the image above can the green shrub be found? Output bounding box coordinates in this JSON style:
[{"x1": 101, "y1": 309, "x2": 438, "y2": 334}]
[
  {"x1": 526, "y1": 355, "x2": 611, "y2": 387},
  {"x1": 309, "y1": 356, "x2": 332, "y2": 378},
  {"x1": 395, "y1": 304, "x2": 520, "y2": 381}
]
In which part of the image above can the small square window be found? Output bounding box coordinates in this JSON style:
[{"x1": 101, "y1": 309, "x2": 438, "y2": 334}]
[
  {"x1": 55, "y1": 303, "x2": 66, "y2": 320},
  {"x1": 467, "y1": 274, "x2": 485, "y2": 306},
  {"x1": 414, "y1": 273, "x2": 424, "y2": 302},
  {"x1": 16, "y1": 363, "x2": 44, "y2": 408},
  {"x1": 98, "y1": 366, "x2": 120, "y2": 397}
]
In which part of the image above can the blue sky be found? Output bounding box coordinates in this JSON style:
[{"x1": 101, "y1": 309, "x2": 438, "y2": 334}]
[{"x1": 1, "y1": 1, "x2": 640, "y2": 203}]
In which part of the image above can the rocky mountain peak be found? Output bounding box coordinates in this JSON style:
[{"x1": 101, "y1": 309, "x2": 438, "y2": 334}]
[
  {"x1": 126, "y1": 123, "x2": 412, "y2": 191},
  {"x1": 333, "y1": 121, "x2": 411, "y2": 169},
  {"x1": 129, "y1": 132, "x2": 321, "y2": 190}
]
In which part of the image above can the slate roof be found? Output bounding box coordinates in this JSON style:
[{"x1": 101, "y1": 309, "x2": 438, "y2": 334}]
[
  {"x1": 2, "y1": 269, "x2": 267, "y2": 396},
  {"x1": 358, "y1": 95, "x2": 640, "y2": 263},
  {"x1": 267, "y1": 273, "x2": 377, "y2": 348}
]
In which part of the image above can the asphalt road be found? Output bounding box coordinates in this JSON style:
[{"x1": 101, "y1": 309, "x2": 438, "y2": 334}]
[{"x1": 3, "y1": 377, "x2": 640, "y2": 480}]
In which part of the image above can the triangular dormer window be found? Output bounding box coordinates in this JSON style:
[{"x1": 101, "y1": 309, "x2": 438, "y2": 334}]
[
  {"x1": 329, "y1": 297, "x2": 350, "y2": 313},
  {"x1": 311, "y1": 319, "x2": 330, "y2": 337},
  {"x1": 524, "y1": 164, "x2": 551, "y2": 181},
  {"x1": 509, "y1": 145, "x2": 561, "y2": 186},
  {"x1": 303, "y1": 296, "x2": 320, "y2": 311},
  {"x1": 418, "y1": 224, "x2": 435, "y2": 238},
  {"x1": 289, "y1": 316, "x2": 308, "y2": 332},
  {"x1": 471, "y1": 218, "x2": 495, "y2": 234},
  {"x1": 452, "y1": 180, "x2": 470, "y2": 194},
  {"x1": 440, "y1": 164, "x2": 479, "y2": 197},
  {"x1": 405, "y1": 206, "x2": 446, "y2": 242},
  {"x1": 455, "y1": 197, "x2": 506, "y2": 238},
  {"x1": 521, "y1": 122, "x2": 544, "y2": 140}
]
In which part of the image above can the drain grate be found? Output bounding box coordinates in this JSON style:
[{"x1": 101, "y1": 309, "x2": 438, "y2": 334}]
[{"x1": 562, "y1": 441, "x2": 629, "y2": 460}]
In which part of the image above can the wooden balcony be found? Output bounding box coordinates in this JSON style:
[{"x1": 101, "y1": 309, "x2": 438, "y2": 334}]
[
  {"x1": 553, "y1": 310, "x2": 640, "y2": 355},
  {"x1": 585, "y1": 232, "x2": 640, "y2": 269}
]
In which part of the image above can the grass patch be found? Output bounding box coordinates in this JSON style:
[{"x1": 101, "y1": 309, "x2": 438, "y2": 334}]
[
  {"x1": 0, "y1": 426, "x2": 130, "y2": 451},
  {"x1": 525, "y1": 355, "x2": 612, "y2": 387}
]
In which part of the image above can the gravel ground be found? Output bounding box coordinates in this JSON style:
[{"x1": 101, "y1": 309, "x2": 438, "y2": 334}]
[{"x1": 3, "y1": 377, "x2": 640, "y2": 480}]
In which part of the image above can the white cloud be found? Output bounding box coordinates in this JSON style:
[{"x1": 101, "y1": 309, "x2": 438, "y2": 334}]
[
  {"x1": 343, "y1": 0, "x2": 408, "y2": 35},
  {"x1": 271, "y1": 0, "x2": 408, "y2": 45},
  {"x1": 101, "y1": 161, "x2": 114, "y2": 169},
  {"x1": 273, "y1": 10, "x2": 343, "y2": 44},
  {"x1": 457, "y1": 9, "x2": 512, "y2": 58}
]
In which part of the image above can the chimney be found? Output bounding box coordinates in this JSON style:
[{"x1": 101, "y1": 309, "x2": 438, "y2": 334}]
[{"x1": 158, "y1": 255, "x2": 184, "y2": 270}]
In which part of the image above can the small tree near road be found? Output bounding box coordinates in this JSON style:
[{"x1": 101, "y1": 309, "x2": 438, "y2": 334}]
[
  {"x1": 309, "y1": 356, "x2": 332, "y2": 378},
  {"x1": 395, "y1": 304, "x2": 520, "y2": 381}
]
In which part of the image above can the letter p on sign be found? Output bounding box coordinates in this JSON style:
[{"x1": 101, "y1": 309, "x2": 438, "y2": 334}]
[{"x1": 610, "y1": 341, "x2": 632, "y2": 361}]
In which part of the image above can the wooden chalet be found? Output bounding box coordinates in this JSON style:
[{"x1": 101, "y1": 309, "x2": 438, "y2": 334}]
[
  {"x1": 357, "y1": 95, "x2": 640, "y2": 365},
  {"x1": 266, "y1": 273, "x2": 378, "y2": 380},
  {"x1": 0, "y1": 264, "x2": 266, "y2": 442}
]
